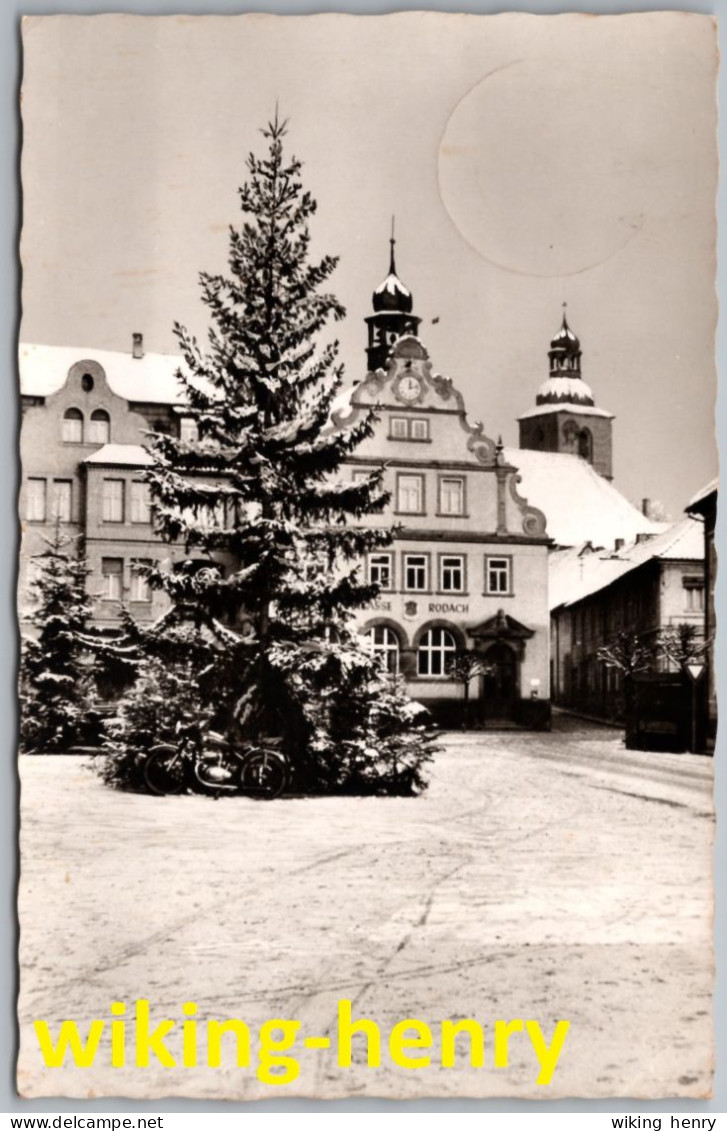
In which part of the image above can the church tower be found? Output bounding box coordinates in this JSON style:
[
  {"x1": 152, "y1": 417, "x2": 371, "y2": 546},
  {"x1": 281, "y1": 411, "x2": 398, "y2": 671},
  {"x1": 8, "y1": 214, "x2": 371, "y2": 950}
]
[
  {"x1": 518, "y1": 308, "x2": 614, "y2": 480},
  {"x1": 365, "y1": 229, "x2": 421, "y2": 372}
]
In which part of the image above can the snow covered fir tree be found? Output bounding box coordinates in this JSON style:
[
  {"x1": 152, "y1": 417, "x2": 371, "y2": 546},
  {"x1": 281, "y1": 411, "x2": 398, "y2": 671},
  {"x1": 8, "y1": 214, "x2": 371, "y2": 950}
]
[
  {"x1": 19, "y1": 523, "x2": 96, "y2": 753},
  {"x1": 102, "y1": 114, "x2": 434, "y2": 795}
]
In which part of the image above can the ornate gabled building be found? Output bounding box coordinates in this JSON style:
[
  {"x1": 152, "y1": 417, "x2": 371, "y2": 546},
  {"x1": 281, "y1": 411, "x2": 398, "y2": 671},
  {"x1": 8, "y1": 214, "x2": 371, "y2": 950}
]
[
  {"x1": 518, "y1": 308, "x2": 614, "y2": 480},
  {"x1": 330, "y1": 250, "x2": 552, "y2": 727}
]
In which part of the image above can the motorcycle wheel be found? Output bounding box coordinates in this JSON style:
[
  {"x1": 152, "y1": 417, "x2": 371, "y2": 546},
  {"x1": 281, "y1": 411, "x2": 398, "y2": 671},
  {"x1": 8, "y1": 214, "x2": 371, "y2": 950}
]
[
  {"x1": 144, "y1": 745, "x2": 187, "y2": 796},
  {"x1": 238, "y1": 749, "x2": 287, "y2": 800}
]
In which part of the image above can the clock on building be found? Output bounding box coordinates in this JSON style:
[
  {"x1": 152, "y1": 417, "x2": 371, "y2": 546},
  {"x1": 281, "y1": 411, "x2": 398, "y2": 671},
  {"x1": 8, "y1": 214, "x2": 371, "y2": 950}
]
[{"x1": 396, "y1": 375, "x2": 423, "y2": 402}]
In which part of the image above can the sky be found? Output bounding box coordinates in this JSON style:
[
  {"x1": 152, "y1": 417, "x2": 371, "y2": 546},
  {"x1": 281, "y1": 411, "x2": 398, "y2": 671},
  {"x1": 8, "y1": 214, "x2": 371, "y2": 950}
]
[{"x1": 19, "y1": 11, "x2": 718, "y2": 517}]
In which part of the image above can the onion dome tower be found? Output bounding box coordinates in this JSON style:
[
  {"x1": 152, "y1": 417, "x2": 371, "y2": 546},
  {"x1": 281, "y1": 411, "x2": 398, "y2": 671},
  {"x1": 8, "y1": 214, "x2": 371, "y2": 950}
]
[
  {"x1": 518, "y1": 306, "x2": 614, "y2": 480},
  {"x1": 365, "y1": 224, "x2": 421, "y2": 372}
]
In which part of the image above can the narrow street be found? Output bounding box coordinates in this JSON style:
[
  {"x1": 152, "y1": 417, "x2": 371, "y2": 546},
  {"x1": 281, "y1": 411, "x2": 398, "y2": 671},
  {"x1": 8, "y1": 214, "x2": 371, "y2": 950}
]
[{"x1": 17, "y1": 717, "x2": 714, "y2": 1101}]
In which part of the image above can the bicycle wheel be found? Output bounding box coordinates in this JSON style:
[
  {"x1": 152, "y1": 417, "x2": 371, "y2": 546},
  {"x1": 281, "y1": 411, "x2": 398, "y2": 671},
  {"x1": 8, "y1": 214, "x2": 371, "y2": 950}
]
[
  {"x1": 238, "y1": 749, "x2": 287, "y2": 800},
  {"x1": 144, "y1": 745, "x2": 187, "y2": 796}
]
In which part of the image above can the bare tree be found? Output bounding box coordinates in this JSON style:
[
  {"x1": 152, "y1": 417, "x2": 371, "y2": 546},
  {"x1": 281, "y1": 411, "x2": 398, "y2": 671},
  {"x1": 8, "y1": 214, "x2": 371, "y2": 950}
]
[
  {"x1": 447, "y1": 649, "x2": 492, "y2": 730},
  {"x1": 596, "y1": 630, "x2": 657, "y2": 677},
  {"x1": 659, "y1": 622, "x2": 710, "y2": 672}
]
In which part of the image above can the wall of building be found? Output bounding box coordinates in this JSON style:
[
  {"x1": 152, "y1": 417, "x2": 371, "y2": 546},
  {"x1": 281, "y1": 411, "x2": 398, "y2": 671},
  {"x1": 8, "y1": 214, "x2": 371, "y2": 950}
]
[{"x1": 551, "y1": 557, "x2": 705, "y2": 721}]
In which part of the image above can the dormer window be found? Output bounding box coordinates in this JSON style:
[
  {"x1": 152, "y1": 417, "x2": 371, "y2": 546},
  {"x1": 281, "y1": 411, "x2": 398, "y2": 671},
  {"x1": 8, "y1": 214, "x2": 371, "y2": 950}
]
[
  {"x1": 62, "y1": 408, "x2": 83, "y2": 444},
  {"x1": 88, "y1": 409, "x2": 110, "y2": 445}
]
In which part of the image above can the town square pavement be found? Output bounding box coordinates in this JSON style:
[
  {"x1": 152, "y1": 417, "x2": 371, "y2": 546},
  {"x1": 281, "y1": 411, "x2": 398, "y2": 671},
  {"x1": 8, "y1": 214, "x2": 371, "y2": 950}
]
[{"x1": 17, "y1": 716, "x2": 714, "y2": 1101}]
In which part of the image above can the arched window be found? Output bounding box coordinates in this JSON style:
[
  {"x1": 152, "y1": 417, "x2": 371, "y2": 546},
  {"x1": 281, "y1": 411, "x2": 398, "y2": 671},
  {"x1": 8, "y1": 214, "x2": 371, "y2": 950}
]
[
  {"x1": 578, "y1": 428, "x2": 593, "y2": 463},
  {"x1": 88, "y1": 409, "x2": 110, "y2": 445},
  {"x1": 418, "y1": 627, "x2": 457, "y2": 677},
  {"x1": 366, "y1": 625, "x2": 400, "y2": 674},
  {"x1": 562, "y1": 420, "x2": 579, "y2": 451},
  {"x1": 62, "y1": 408, "x2": 83, "y2": 444}
]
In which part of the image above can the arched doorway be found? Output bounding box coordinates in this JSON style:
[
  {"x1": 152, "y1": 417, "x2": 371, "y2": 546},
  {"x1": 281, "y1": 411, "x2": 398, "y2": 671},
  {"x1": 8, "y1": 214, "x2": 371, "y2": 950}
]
[{"x1": 482, "y1": 642, "x2": 519, "y2": 721}]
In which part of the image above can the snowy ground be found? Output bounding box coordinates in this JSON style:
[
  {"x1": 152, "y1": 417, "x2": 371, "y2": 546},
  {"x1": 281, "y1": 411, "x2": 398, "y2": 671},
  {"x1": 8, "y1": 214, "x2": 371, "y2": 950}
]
[{"x1": 17, "y1": 716, "x2": 714, "y2": 1101}]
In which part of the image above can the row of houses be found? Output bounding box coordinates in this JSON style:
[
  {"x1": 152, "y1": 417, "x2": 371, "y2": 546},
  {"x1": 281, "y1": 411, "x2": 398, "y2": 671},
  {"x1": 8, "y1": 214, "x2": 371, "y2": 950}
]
[{"x1": 18, "y1": 248, "x2": 715, "y2": 741}]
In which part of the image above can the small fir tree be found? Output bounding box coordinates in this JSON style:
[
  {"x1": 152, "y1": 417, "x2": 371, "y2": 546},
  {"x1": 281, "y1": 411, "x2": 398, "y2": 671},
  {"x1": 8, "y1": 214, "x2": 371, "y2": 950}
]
[
  {"x1": 19, "y1": 524, "x2": 95, "y2": 752},
  {"x1": 104, "y1": 114, "x2": 433, "y2": 794}
]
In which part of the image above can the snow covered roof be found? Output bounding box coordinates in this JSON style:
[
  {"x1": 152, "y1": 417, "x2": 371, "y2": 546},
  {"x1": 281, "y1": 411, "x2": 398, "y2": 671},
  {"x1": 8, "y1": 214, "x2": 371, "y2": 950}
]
[
  {"x1": 549, "y1": 516, "x2": 704, "y2": 610},
  {"x1": 686, "y1": 478, "x2": 718, "y2": 512},
  {"x1": 550, "y1": 314, "x2": 579, "y2": 348},
  {"x1": 19, "y1": 342, "x2": 187, "y2": 405},
  {"x1": 548, "y1": 546, "x2": 629, "y2": 612},
  {"x1": 535, "y1": 375, "x2": 596, "y2": 407},
  {"x1": 83, "y1": 444, "x2": 153, "y2": 467},
  {"x1": 504, "y1": 447, "x2": 662, "y2": 550},
  {"x1": 517, "y1": 401, "x2": 614, "y2": 421},
  {"x1": 374, "y1": 272, "x2": 411, "y2": 300}
]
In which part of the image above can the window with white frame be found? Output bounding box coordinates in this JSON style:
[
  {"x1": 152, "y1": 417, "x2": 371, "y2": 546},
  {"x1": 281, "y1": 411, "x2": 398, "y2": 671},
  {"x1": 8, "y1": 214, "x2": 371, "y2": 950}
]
[
  {"x1": 397, "y1": 474, "x2": 424, "y2": 514},
  {"x1": 366, "y1": 625, "x2": 399, "y2": 674},
  {"x1": 130, "y1": 559, "x2": 152, "y2": 602},
  {"x1": 683, "y1": 576, "x2": 705, "y2": 613},
  {"x1": 417, "y1": 627, "x2": 457, "y2": 677},
  {"x1": 368, "y1": 552, "x2": 393, "y2": 590},
  {"x1": 352, "y1": 469, "x2": 371, "y2": 484},
  {"x1": 102, "y1": 479, "x2": 125, "y2": 523},
  {"x1": 130, "y1": 480, "x2": 152, "y2": 524},
  {"x1": 486, "y1": 556, "x2": 511, "y2": 595},
  {"x1": 439, "y1": 476, "x2": 464, "y2": 516},
  {"x1": 404, "y1": 553, "x2": 428, "y2": 591},
  {"x1": 62, "y1": 408, "x2": 83, "y2": 444},
  {"x1": 440, "y1": 555, "x2": 464, "y2": 593},
  {"x1": 389, "y1": 416, "x2": 429, "y2": 441},
  {"x1": 88, "y1": 409, "x2": 110, "y2": 445},
  {"x1": 26, "y1": 478, "x2": 47, "y2": 522},
  {"x1": 179, "y1": 416, "x2": 198, "y2": 443},
  {"x1": 101, "y1": 558, "x2": 123, "y2": 601},
  {"x1": 51, "y1": 480, "x2": 72, "y2": 523}
]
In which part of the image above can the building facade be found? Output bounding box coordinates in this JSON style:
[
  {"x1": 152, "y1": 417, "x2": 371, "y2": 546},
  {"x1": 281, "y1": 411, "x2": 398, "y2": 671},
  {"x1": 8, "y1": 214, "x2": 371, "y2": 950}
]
[
  {"x1": 549, "y1": 518, "x2": 705, "y2": 722},
  {"x1": 331, "y1": 329, "x2": 551, "y2": 726}
]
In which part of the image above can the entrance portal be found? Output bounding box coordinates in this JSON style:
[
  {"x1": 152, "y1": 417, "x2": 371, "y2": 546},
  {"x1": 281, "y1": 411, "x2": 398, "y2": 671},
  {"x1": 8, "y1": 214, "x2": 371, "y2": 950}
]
[{"x1": 482, "y1": 642, "x2": 519, "y2": 721}]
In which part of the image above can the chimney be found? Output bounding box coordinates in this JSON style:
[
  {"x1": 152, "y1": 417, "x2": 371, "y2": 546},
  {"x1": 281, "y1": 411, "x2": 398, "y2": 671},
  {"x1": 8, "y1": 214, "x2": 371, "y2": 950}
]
[
  {"x1": 641, "y1": 498, "x2": 651, "y2": 517},
  {"x1": 614, "y1": 538, "x2": 624, "y2": 551},
  {"x1": 132, "y1": 332, "x2": 144, "y2": 360},
  {"x1": 636, "y1": 532, "x2": 656, "y2": 544}
]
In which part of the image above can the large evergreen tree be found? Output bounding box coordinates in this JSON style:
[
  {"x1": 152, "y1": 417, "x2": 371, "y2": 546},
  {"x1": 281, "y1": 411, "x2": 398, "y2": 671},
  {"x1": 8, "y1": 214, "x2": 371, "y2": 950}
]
[
  {"x1": 19, "y1": 524, "x2": 95, "y2": 752},
  {"x1": 105, "y1": 114, "x2": 433, "y2": 793}
]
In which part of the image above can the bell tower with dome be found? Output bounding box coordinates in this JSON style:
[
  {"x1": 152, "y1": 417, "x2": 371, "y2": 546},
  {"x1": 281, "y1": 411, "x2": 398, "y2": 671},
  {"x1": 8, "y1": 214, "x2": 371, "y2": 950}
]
[
  {"x1": 365, "y1": 228, "x2": 421, "y2": 372},
  {"x1": 518, "y1": 307, "x2": 614, "y2": 480}
]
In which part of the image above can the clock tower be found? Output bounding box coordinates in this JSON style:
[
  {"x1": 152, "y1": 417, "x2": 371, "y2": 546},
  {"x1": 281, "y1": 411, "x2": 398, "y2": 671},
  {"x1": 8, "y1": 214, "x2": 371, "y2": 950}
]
[{"x1": 365, "y1": 231, "x2": 421, "y2": 372}]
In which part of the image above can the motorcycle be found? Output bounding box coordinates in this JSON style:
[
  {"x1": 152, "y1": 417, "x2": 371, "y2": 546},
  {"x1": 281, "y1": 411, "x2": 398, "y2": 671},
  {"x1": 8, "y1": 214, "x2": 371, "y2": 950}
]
[{"x1": 143, "y1": 730, "x2": 288, "y2": 800}]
